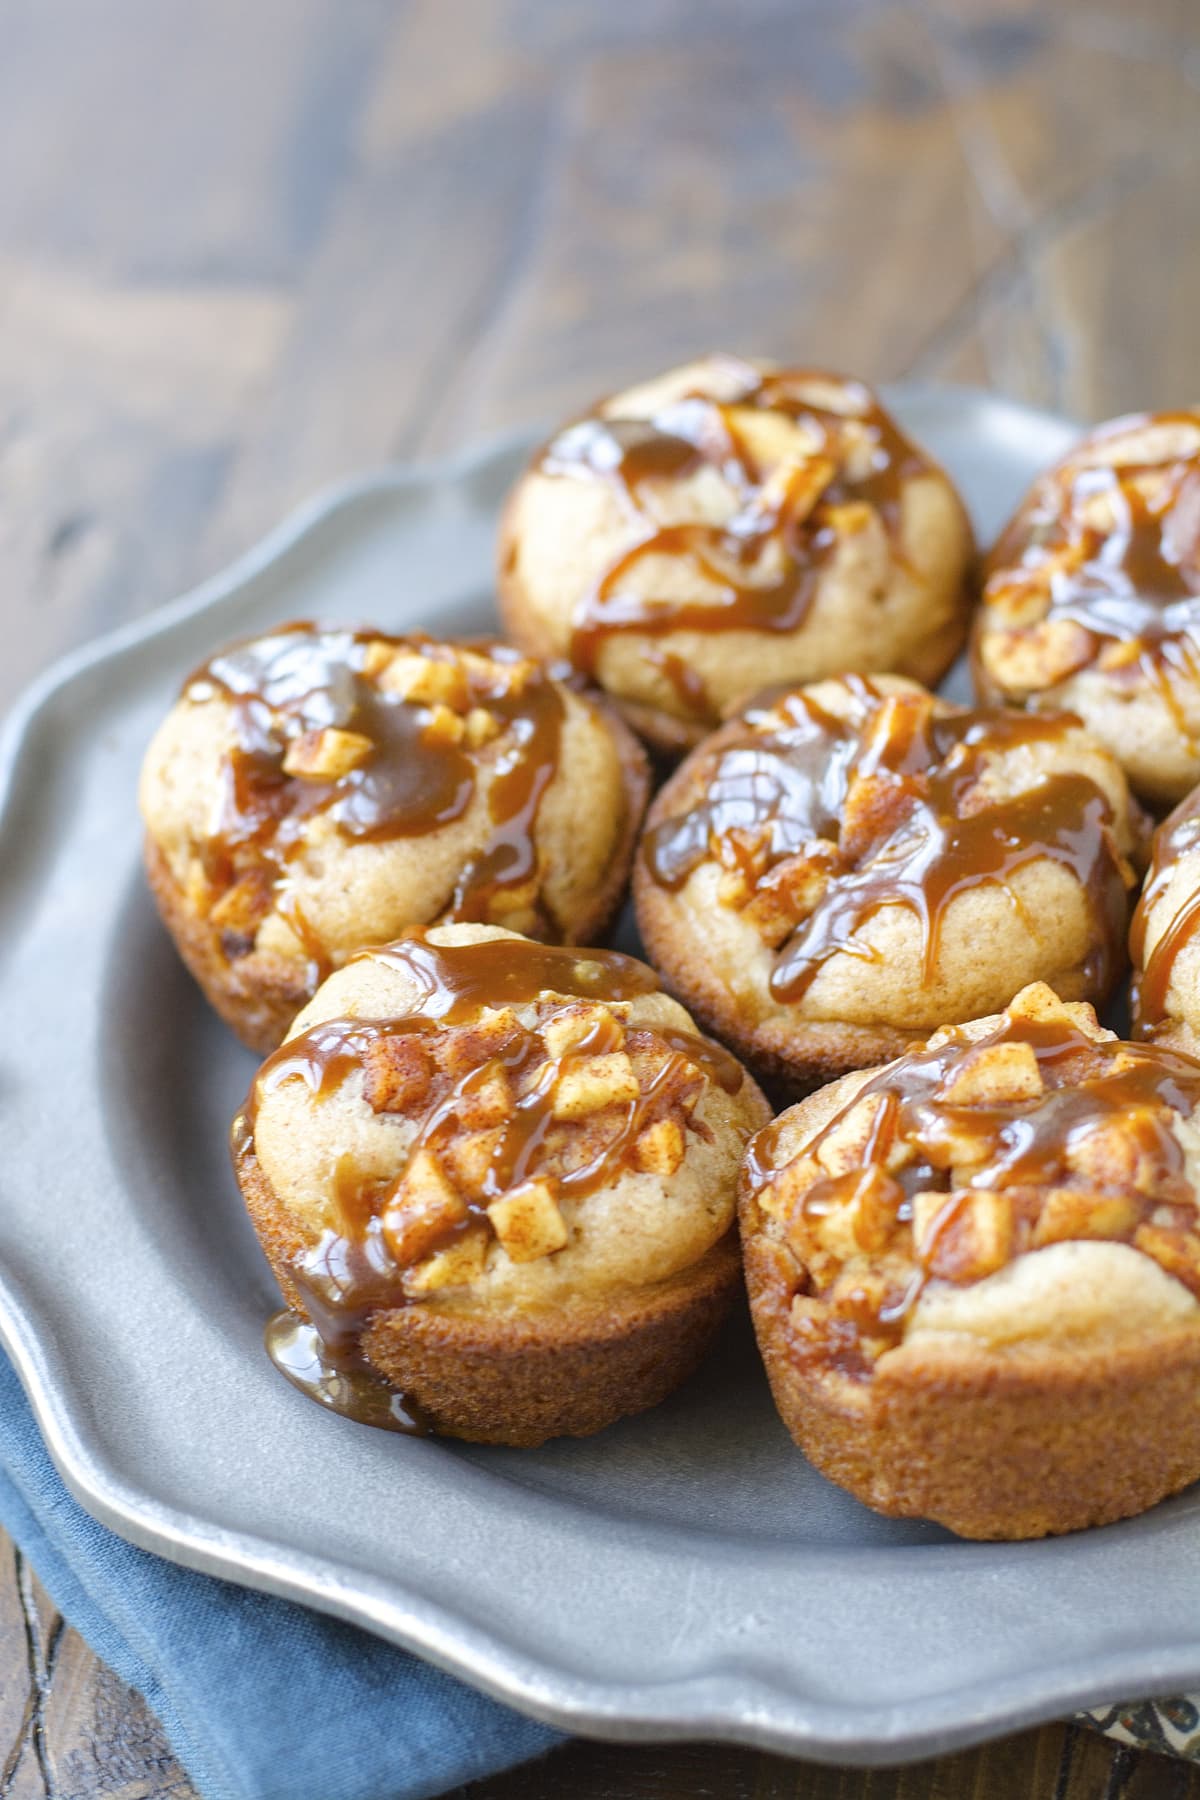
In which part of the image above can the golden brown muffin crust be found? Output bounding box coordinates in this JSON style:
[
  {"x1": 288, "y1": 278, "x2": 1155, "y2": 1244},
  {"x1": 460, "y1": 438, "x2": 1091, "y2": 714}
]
[
  {"x1": 743, "y1": 1249, "x2": 1200, "y2": 1539},
  {"x1": 635, "y1": 674, "x2": 1143, "y2": 1090},
  {"x1": 498, "y1": 356, "x2": 974, "y2": 752},
  {"x1": 739, "y1": 982, "x2": 1200, "y2": 1536},
  {"x1": 238, "y1": 1135, "x2": 742, "y2": 1446},
  {"x1": 235, "y1": 925, "x2": 770, "y2": 1445}
]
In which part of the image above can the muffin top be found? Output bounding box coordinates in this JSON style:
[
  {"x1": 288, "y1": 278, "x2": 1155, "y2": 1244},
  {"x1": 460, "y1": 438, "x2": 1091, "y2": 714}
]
[
  {"x1": 980, "y1": 409, "x2": 1200, "y2": 684},
  {"x1": 140, "y1": 625, "x2": 642, "y2": 976},
  {"x1": 637, "y1": 675, "x2": 1141, "y2": 1036},
  {"x1": 240, "y1": 925, "x2": 768, "y2": 1328},
  {"x1": 743, "y1": 983, "x2": 1200, "y2": 1377},
  {"x1": 499, "y1": 356, "x2": 972, "y2": 743},
  {"x1": 1132, "y1": 786, "x2": 1200, "y2": 1049},
  {"x1": 975, "y1": 410, "x2": 1200, "y2": 799}
]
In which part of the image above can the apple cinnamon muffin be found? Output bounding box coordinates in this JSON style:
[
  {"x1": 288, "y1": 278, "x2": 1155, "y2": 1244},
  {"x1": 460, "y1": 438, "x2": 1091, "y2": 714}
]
[
  {"x1": 740, "y1": 982, "x2": 1200, "y2": 1538},
  {"x1": 1131, "y1": 786, "x2": 1200, "y2": 1054},
  {"x1": 974, "y1": 408, "x2": 1200, "y2": 805},
  {"x1": 233, "y1": 925, "x2": 770, "y2": 1446},
  {"x1": 635, "y1": 674, "x2": 1144, "y2": 1090},
  {"x1": 498, "y1": 356, "x2": 975, "y2": 753},
  {"x1": 140, "y1": 625, "x2": 649, "y2": 1053}
]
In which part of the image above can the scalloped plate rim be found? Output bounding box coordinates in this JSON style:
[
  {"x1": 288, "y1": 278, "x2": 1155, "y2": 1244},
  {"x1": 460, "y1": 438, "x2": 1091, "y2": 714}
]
[{"x1": 6, "y1": 384, "x2": 1185, "y2": 1766}]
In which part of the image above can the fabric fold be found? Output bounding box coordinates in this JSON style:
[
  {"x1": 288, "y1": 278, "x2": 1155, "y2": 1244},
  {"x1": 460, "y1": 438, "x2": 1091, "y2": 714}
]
[{"x1": 0, "y1": 1354, "x2": 562, "y2": 1800}]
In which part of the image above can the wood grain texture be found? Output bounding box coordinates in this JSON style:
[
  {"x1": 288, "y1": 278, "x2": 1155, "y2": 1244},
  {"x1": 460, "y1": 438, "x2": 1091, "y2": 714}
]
[
  {"x1": 1, "y1": 0, "x2": 1198, "y2": 1794},
  {"x1": 452, "y1": 1726, "x2": 1200, "y2": 1800}
]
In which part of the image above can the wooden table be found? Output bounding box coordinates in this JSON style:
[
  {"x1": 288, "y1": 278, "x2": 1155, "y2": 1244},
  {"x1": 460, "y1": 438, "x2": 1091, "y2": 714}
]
[{"x1": 2, "y1": 1, "x2": 1198, "y2": 1793}]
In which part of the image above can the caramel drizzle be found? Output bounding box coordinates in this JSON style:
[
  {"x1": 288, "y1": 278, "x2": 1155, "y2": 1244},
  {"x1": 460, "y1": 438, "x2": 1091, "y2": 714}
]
[
  {"x1": 240, "y1": 934, "x2": 744, "y2": 1430},
  {"x1": 353, "y1": 933, "x2": 661, "y2": 1019},
  {"x1": 263, "y1": 1313, "x2": 429, "y2": 1435},
  {"x1": 747, "y1": 1013, "x2": 1200, "y2": 1369},
  {"x1": 643, "y1": 679, "x2": 1131, "y2": 1007},
  {"x1": 1131, "y1": 788, "x2": 1200, "y2": 1035},
  {"x1": 539, "y1": 366, "x2": 929, "y2": 722},
  {"x1": 982, "y1": 412, "x2": 1200, "y2": 725},
  {"x1": 187, "y1": 623, "x2": 567, "y2": 967},
  {"x1": 645, "y1": 645, "x2": 714, "y2": 721}
]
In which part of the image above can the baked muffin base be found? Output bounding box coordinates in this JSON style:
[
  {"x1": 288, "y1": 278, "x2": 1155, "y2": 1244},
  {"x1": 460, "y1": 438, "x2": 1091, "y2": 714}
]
[
  {"x1": 604, "y1": 608, "x2": 968, "y2": 759},
  {"x1": 972, "y1": 658, "x2": 1200, "y2": 811},
  {"x1": 145, "y1": 836, "x2": 311, "y2": 1054},
  {"x1": 145, "y1": 694, "x2": 652, "y2": 1057},
  {"x1": 499, "y1": 565, "x2": 972, "y2": 762},
  {"x1": 238, "y1": 1135, "x2": 742, "y2": 1448},
  {"x1": 634, "y1": 865, "x2": 927, "y2": 1094},
  {"x1": 741, "y1": 1197, "x2": 1200, "y2": 1539}
]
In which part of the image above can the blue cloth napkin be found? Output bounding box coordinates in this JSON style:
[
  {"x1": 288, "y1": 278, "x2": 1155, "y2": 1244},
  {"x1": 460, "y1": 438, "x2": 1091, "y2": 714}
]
[{"x1": 0, "y1": 1352, "x2": 564, "y2": 1800}]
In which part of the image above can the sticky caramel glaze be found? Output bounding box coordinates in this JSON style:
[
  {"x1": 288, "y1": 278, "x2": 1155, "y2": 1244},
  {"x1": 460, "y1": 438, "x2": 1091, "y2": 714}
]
[
  {"x1": 1131, "y1": 787, "x2": 1200, "y2": 1035},
  {"x1": 357, "y1": 931, "x2": 658, "y2": 1019},
  {"x1": 643, "y1": 679, "x2": 1132, "y2": 1006},
  {"x1": 746, "y1": 1013, "x2": 1200, "y2": 1369},
  {"x1": 188, "y1": 623, "x2": 567, "y2": 947},
  {"x1": 263, "y1": 1312, "x2": 429, "y2": 1434},
  {"x1": 237, "y1": 933, "x2": 745, "y2": 1429},
  {"x1": 539, "y1": 366, "x2": 928, "y2": 722},
  {"x1": 980, "y1": 412, "x2": 1200, "y2": 723},
  {"x1": 645, "y1": 645, "x2": 714, "y2": 719}
]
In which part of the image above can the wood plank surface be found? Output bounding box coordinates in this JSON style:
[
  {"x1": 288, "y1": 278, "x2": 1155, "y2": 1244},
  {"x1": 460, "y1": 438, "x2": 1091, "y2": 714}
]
[{"x1": 1, "y1": 0, "x2": 1198, "y2": 1795}]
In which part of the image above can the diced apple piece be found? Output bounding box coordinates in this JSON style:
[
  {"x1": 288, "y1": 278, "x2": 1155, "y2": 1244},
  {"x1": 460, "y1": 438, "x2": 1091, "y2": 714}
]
[
  {"x1": 487, "y1": 1179, "x2": 568, "y2": 1262},
  {"x1": 816, "y1": 1094, "x2": 895, "y2": 1177},
  {"x1": 420, "y1": 704, "x2": 466, "y2": 747},
  {"x1": 1031, "y1": 1186, "x2": 1143, "y2": 1249},
  {"x1": 282, "y1": 727, "x2": 373, "y2": 781},
  {"x1": 378, "y1": 651, "x2": 469, "y2": 711},
  {"x1": 939, "y1": 1041, "x2": 1043, "y2": 1107},
  {"x1": 381, "y1": 1148, "x2": 467, "y2": 1265},
  {"x1": 633, "y1": 1117, "x2": 686, "y2": 1177},
  {"x1": 454, "y1": 1066, "x2": 514, "y2": 1131},
  {"x1": 1133, "y1": 1223, "x2": 1200, "y2": 1296},
  {"x1": 542, "y1": 1004, "x2": 623, "y2": 1062},
  {"x1": 403, "y1": 1222, "x2": 491, "y2": 1295},
  {"x1": 361, "y1": 1035, "x2": 434, "y2": 1114},
  {"x1": 552, "y1": 1052, "x2": 639, "y2": 1119}
]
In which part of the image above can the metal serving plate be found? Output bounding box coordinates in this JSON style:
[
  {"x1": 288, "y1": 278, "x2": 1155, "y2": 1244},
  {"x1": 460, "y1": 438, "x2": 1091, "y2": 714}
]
[{"x1": 4, "y1": 387, "x2": 1196, "y2": 1766}]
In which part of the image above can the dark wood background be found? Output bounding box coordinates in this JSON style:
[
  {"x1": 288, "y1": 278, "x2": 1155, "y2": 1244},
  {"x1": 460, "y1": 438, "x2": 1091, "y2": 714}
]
[{"x1": 2, "y1": 0, "x2": 1198, "y2": 1794}]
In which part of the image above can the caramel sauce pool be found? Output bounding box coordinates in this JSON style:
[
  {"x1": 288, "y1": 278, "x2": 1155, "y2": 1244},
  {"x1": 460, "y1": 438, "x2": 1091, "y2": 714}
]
[{"x1": 263, "y1": 1313, "x2": 429, "y2": 1435}]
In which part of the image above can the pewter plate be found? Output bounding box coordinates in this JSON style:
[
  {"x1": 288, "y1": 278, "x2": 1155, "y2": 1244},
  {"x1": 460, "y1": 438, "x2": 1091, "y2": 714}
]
[{"x1": 3, "y1": 387, "x2": 1195, "y2": 1767}]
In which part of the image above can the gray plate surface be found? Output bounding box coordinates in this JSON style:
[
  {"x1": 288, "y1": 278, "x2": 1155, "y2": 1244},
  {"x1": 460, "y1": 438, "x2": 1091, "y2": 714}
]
[{"x1": 2, "y1": 387, "x2": 1192, "y2": 1766}]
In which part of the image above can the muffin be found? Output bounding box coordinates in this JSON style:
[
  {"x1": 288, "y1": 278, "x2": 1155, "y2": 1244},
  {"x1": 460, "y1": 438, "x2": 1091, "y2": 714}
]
[
  {"x1": 739, "y1": 982, "x2": 1200, "y2": 1538},
  {"x1": 233, "y1": 924, "x2": 771, "y2": 1446},
  {"x1": 1131, "y1": 786, "x2": 1200, "y2": 1053},
  {"x1": 140, "y1": 625, "x2": 649, "y2": 1053},
  {"x1": 498, "y1": 355, "x2": 975, "y2": 753},
  {"x1": 635, "y1": 673, "x2": 1143, "y2": 1091},
  {"x1": 974, "y1": 408, "x2": 1200, "y2": 806}
]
